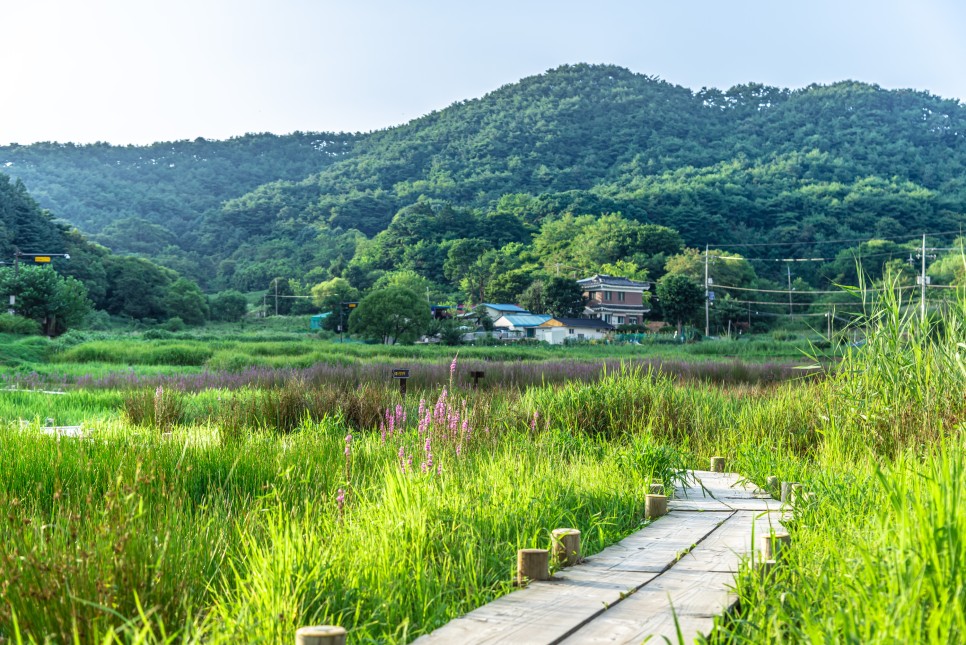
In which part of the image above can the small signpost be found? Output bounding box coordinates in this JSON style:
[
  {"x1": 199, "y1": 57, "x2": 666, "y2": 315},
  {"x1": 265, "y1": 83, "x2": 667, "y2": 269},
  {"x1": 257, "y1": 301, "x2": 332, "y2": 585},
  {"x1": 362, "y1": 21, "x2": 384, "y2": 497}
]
[
  {"x1": 470, "y1": 369, "x2": 485, "y2": 388},
  {"x1": 392, "y1": 368, "x2": 410, "y2": 397}
]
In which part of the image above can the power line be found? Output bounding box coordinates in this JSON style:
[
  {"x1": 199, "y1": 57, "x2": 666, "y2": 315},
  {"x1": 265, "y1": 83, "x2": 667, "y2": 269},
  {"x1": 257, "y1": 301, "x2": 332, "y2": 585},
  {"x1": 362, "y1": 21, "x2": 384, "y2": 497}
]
[
  {"x1": 713, "y1": 283, "x2": 918, "y2": 294},
  {"x1": 727, "y1": 299, "x2": 867, "y2": 307},
  {"x1": 713, "y1": 230, "x2": 966, "y2": 249}
]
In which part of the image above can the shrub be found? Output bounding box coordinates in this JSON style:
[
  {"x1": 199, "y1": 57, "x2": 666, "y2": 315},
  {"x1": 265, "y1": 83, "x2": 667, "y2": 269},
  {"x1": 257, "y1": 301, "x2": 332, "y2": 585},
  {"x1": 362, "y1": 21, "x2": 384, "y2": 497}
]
[
  {"x1": 0, "y1": 313, "x2": 40, "y2": 335},
  {"x1": 162, "y1": 317, "x2": 186, "y2": 332},
  {"x1": 143, "y1": 329, "x2": 175, "y2": 340}
]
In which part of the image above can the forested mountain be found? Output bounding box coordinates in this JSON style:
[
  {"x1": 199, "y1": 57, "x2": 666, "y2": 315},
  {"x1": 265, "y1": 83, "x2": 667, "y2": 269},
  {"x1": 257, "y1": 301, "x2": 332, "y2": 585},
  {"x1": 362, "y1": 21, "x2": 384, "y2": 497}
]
[
  {"x1": 0, "y1": 132, "x2": 355, "y2": 280},
  {"x1": 4, "y1": 64, "x2": 966, "y2": 300},
  {"x1": 0, "y1": 174, "x2": 216, "y2": 328}
]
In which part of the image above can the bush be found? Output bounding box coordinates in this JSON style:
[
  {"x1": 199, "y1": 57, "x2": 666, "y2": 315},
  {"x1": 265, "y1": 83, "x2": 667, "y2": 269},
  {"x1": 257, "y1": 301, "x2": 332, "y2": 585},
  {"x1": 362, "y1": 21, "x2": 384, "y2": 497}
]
[
  {"x1": 143, "y1": 329, "x2": 175, "y2": 340},
  {"x1": 0, "y1": 313, "x2": 40, "y2": 335},
  {"x1": 162, "y1": 317, "x2": 186, "y2": 332}
]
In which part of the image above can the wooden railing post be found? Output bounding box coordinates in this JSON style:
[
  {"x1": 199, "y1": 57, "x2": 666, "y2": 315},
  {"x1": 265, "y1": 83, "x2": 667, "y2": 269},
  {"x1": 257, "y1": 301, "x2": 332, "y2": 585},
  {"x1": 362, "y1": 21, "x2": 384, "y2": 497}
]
[
  {"x1": 517, "y1": 548, "x2": 550, "y2": 585},
  {"x1": 552, "y1": 528, "x2": 581, "y2": 567},
  {"x1": 645, "y1": 494, "x2": 668, "y2": 519},
  {"x1": 296, "y1": 626, "x2": 346, "y2": 645}
]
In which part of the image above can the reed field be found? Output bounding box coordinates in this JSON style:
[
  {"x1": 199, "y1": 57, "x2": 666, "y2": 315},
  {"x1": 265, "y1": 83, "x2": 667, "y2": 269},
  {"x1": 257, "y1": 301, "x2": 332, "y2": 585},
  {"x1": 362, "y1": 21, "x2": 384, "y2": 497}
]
[{"x1": 1, "y1": 296, "x2": 964, "y2": 643}]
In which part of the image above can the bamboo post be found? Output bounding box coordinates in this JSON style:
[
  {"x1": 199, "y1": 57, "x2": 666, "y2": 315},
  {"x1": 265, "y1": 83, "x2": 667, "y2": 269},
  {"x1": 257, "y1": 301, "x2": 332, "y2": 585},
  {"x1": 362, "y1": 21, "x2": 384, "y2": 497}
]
[
  {"x1": 296, "y1": 626, "x2": 347, "y2": 645},
  {"x1": 780, "y1": 482, "x2": 797, "y2": 503},
  {"x1": 649, "y1": 482, "x2": 664, "y2": 495},
  {"x1": 517, "y1": 548, "x2": 550, "y2": 585},
  {"x1": 551, "y1": 528, "x2": 581, "y2": 567},
  {"x1": 710, "y1": 456, "x2": 726, "y2": 472},
  {"x1": 645, "y1": 494, "x2": 668, "y2": 519},
  {"x1": 762, "y1": 532, "x2": 791, "y2": 560}
]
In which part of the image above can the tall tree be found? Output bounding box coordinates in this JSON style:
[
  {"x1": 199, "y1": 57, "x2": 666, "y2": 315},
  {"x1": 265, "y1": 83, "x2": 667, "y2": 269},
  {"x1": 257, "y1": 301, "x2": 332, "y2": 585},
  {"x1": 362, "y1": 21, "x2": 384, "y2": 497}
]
[
  {"x1": 543, "y1": 277, "x2": 586, "y2": 318},
  {"x1": 0, "y1": 266, "x2": 91, "y2": 335},
  {"x1": 349, "y1": 287, "x2": 430, "y2": 344},
  {"x1": 656, "y1": 273, "x2": 704, "y2": 335},
  {"x1": 164, "y1": 278, "x2": 209, "y2": 325}
]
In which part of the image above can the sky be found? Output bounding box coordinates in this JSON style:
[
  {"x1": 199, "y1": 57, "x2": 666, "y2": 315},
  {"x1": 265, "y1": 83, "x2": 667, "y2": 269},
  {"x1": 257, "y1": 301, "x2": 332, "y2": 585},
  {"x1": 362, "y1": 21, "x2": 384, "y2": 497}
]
[{"x1": 3, "y1": 0, "x2": 965, "y2": 146}]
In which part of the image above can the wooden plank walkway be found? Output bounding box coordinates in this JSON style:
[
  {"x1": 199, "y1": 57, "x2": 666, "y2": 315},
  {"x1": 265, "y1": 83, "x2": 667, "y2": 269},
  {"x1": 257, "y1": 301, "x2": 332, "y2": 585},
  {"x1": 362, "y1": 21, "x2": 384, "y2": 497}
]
[{"x1": 414, "y1": 470, "x2": 784, "y2": 645}]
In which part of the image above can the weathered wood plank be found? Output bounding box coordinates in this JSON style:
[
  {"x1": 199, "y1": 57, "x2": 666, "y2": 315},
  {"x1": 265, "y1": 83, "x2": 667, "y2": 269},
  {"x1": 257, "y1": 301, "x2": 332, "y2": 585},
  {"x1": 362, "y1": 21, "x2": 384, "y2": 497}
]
[
  {"x1": 558, "y1": 570, "x2": 737, "y2": 644},
  {"x1": 412, "y1": 569, "x2": 661, "y2": 644},
  {"x1": 668, "y1": 498, "x2": 733, "y2": 512},
  {"x1": 586, "y1": 511, "x2": 732, "y2": 573},
  {"x1": 414, "y1": 511, "x2": 731, "y2": 644},
  {"x1": 672, "y1": 510, "x2": 775, "y2": 573},
  {"x1": 416, "y1": 471, "x2": 784, "y2": 645}
]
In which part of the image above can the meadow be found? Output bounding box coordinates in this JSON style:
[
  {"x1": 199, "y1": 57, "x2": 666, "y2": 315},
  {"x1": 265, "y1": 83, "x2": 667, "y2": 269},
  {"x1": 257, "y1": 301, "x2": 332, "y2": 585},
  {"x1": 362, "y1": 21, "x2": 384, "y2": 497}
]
[{"x1": 1, "y1": 303, "x2": 963, "y2": 643}]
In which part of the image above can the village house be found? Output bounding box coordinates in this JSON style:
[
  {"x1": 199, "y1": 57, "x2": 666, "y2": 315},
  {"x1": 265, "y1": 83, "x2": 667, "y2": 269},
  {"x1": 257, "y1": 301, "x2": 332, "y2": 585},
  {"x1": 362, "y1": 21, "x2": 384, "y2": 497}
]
[
  {"x1": 492, "y1": 313, "x2": 552, "y2": 339},
  {"x1": 577, "y1": 274, "x2": 650, "y2": 326},
  {"x1": 479, "y1": 303, "x2": 529, "y2": 321},
  {"x1": 534, "y1": 317, "x2": 615, "y2": 344}
]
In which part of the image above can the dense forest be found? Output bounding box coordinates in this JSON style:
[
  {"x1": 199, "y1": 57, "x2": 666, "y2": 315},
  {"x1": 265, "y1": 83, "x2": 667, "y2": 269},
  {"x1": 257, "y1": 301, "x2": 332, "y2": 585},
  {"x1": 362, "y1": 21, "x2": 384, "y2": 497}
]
[{"x1": 2, "y1": 63, "x2": 966, "y2": 330}]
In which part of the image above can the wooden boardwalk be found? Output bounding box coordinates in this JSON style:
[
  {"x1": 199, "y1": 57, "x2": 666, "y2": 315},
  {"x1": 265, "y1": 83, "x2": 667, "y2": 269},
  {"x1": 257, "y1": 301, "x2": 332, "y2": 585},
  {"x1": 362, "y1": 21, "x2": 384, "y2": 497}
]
[{"x1": 414, "y1": 470, "x2": 784, "y2": 645}]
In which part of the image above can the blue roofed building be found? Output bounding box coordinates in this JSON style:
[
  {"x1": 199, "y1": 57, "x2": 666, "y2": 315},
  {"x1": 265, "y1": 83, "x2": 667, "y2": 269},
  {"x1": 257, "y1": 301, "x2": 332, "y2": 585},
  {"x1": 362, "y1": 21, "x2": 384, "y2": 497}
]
[
  {"x1": 480, "y1": 303, "x2": 529, "y2": 321},
  {"x1": 493, "y1": 313, "x2": 553, "y2": 339}
]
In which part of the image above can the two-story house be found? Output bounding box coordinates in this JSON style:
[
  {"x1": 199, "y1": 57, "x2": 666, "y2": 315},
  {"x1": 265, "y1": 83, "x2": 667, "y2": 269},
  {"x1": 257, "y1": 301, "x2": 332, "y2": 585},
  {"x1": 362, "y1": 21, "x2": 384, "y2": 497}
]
[{"x1": 577, "y1": 274, "x2": 650, "y2": 326}]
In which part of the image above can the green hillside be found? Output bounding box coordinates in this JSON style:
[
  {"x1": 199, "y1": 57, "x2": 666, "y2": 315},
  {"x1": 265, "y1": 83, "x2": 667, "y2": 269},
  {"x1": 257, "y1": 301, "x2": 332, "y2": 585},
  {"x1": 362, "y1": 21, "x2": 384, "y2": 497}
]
[
  {"x1": 0, "y1": 132, "x2": 356, "y2": 280},
  {"x1": 3, "y1": 64, "x2": 966, "y2": 299}
]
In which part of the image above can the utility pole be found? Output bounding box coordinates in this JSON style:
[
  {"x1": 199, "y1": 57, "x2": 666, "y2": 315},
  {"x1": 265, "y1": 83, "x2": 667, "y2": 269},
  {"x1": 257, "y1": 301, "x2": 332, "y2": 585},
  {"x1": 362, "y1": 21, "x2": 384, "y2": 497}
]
[
  {"x1": 272, "y1": 278, "x2": 279, "y2": 316},
  {"x1": 704, "y1": 245, "x2": 710, "y2": 337},
  {"x1": 787, "y1": 265, "x2": 793, "y2": 316},
  {"x1": 920, "y1": 233, "x2": 927, "y2": 323},
  {"x1": 339, "y1": 302, "x2": 344, "y2": 344}
]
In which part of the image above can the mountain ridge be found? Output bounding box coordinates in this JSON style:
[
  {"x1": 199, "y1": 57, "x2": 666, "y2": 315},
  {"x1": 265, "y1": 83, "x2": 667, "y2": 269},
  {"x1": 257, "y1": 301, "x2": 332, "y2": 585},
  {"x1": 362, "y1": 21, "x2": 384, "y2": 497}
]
[{"x1": 2, "y1": 63, "x2": 965, "y2": 293}]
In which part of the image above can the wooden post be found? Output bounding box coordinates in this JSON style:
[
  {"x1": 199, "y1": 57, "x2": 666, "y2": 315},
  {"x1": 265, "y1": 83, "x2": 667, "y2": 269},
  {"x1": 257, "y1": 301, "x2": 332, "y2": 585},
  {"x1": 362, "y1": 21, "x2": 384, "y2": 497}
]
[
  {"x1": 296, "y1": 626, "x2": 347, "y2": 645},
  {"x1": 710, "y1": 456, "x2": 726, "y2": 473},
  {"x1": 780, "y1": 482, "x2": 797, "y2": 503},
  {"x1": 765, "y1": 475, "x2": 779, "y2": 492},
  {"x1": 551, "y1": 528, "x2": 581, "y2": 567},
  {"x1": 762, "y1": 532, "x2": 791, "y2": 560},
  {"x1": 517, "y1": 548, "x2": 550, "y2": 585},
  {"x1": 649, "y1": 483, "x2": 664, "y2": 495},
  {"x1": 645, "y1": 494, "x2": 668, "y2": 519}
]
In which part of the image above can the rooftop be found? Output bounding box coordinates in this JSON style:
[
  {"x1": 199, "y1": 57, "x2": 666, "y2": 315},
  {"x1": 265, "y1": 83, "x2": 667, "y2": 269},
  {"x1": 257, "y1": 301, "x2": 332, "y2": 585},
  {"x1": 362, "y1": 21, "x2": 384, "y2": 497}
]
[
  {"x1": 482, "y1": 303, "x2": 529, "y2": 313},
  {"x1": 545, "y1": 317, "x2": 615, "y2": 330},
  {"x1": 577, "y1": 274, "x2": 650, "y2": 289},
  {"x1": 495, "y1": 314, "x2": 553, "y2": 328}
]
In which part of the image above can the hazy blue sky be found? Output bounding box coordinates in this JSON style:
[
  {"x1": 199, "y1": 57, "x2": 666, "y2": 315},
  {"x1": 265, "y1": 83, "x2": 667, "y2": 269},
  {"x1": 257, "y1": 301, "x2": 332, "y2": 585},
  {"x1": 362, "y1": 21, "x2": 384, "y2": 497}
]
[{"x1": 4, "y1": 0, "x2": 965, "y2": 145}]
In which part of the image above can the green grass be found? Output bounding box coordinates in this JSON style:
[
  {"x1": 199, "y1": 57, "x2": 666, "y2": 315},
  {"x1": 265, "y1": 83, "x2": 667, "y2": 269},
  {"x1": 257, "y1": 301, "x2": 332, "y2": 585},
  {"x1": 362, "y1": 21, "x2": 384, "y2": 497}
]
[
  {"x1": 0, "y1": 415, "x2": 681, "y2": 643},
  {"x1": 2, "y1": 288, "x2": 965, "y2": 643}
]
